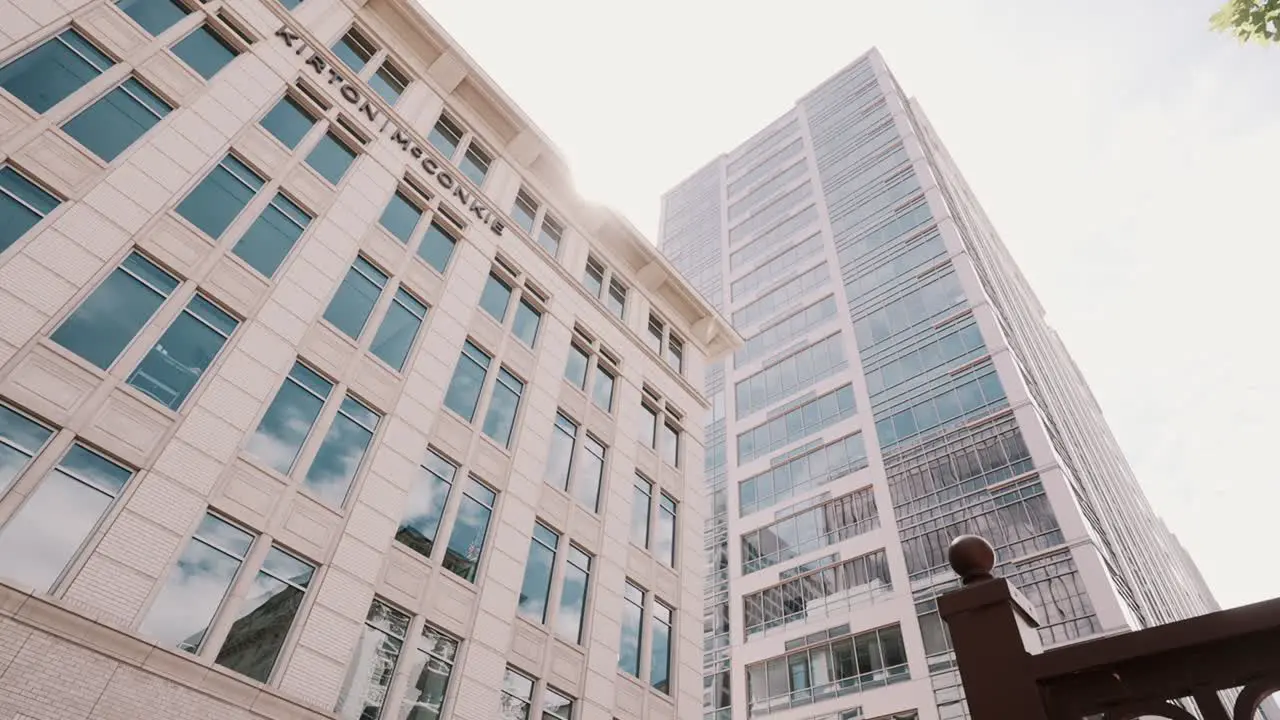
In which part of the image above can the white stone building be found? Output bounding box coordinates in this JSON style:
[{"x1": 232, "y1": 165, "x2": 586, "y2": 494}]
[{"x1": 0, "y1": 1, "x2": 739, "y2": 719}]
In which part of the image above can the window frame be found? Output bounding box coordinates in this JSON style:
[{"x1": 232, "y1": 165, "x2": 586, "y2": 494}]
[
  {"x1": 561, "y1": 326, "x2": 620, "y2": 415},
  {"x1": 645, "y1": 311, "x2": 685, "y2": 376},
  {"x1": 543, "y1": 409, "x2": 610, "y2": 515},
  {"x1": 638, "y1": 386, "x2": 684, "y2": 469}
]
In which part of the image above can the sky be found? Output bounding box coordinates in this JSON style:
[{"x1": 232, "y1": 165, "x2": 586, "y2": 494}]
[{"x1": 419, "y1": 0, "x2": 1280, "y2": 609}]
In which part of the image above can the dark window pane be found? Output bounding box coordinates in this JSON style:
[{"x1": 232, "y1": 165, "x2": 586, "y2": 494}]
[
  {"x1": 516, "y1": 524, "x2": 557, "y2": 624},
  {"x1": 62, "y1": 77, "x2": 172, "y2": 161},
  {"x1": 459, "y1": 145, "x2": 489, "y2": 186},
  {"x1": 396, "y1": 452, "x2": 455, "y2": 558},
  {"x1": 379, "y1": 191, "x2": 421, "y2": 243},
  {"x1": 370, "y1": 63, "x2": 406, "y2": 105},
  {"x1": 127, "y1": 294, "x2": 237, "y2": 410},
  {"x1": 176, "y1": 155, "x2": 265, "y2": 238},
  {"x1": 478, "y1": 273, "x2": 511, "y2": 322},
  {"x1": 0, "y1": 29, "x2": 114, "y2": 113},
  {"x1": 442, "y1": 479, "x2": 494, "y2": 582},
  {"x1": 481, "y1": 369, "x2": 522, "y2": 447},
  {"x1": 172, "y1": 25, "x2": 239, "y2": 80},
  {"x1": 323, "y1": 257, "x2": 388, "y2": 340},
  {"x1": 417, "y1": 221, "x2": 456, "y2": 272},
  {"x1": 332, "y1": 31, "x2": 373, "y2": 73},
  {"x1": 370, "y1": 288, "x2": 427, "y2": 371},
  {"x1": 306, "y1": 132, "x2": 356, "y2": 184},
  {"x1": 246, "y1": 363, "x2": 331, "y2": 475},
  {"x1": 231, "y1": 193, "x2": 311, "y2": 278},
  {"x1": 0, "y1": 405, "x2": 53, "y2": 496},
  {"x1": 117, "y1": 0, "x2": 191, "y2": 36},
  {"x1": 214, "y1": 547, "x2": 313, "y2": 682},
  {"x1": 259, "y1": 95, "x2": 315, "y2": 149},
  {"x1": 303, "y1": 396, "x2": 379, "y2": 508},
  {"x1": 51, "y1": 253, "x2": 178, "y2": 370},
  {"x1": 0, "y1": 166, "x2": 60, "y2": 255}
]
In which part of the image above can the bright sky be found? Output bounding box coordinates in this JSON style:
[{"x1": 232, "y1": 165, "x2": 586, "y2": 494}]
[{"x1": 419, "y1": 0, "x2": 1280, "y2": 609}]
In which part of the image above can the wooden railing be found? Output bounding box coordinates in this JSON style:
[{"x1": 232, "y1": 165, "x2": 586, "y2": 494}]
[{"x1": 937, "y1": 535, "x2": 1280, "y2": 720}]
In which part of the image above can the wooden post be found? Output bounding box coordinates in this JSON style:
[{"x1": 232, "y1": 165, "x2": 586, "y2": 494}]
[{"x1": 937, "y1": 535, "x2": 1050, "y2": 720}]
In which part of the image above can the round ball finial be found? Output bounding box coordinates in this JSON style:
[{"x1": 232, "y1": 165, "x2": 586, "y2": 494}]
[{"x1": 949, "y1": 535, "x2": 996, "y2": 585}]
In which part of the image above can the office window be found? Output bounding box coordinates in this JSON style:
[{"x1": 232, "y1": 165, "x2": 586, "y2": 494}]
[
  {"x1": 418, "y1": 221, "x2": 457, "y2": 273},
  {"x1": 128, "y1": 294, "x2": 237, "y2": 410},
  {"x1": 537, "y1": 215, "x2": 563, "y2": 258},
  {"x1": 606, "y1": 278, "x2": 627, "y2": 320},
  {"x1": 646, "y1": 315, "x2": 664, "y2": 355},
  {"x1": 140, "y1": 513, "x2": 253, "y2": 652},
  {"x1": 172, "y1": 25, "x2": 240, "y2": 80},
  {"x1": 260, "y1": 95, "x2": 316, "y2": 149},
  {"x1": 324, "y1": 256, "x2": 388, "y2": 340},
  {"x1": 630, "y1": 475, "x2": 651, "y2": 548},
  {"x1": 278, "y1": 0, "x2": 302, "y2": 9},
  {"x1": 481, "y1": 368, "x2": 523, "y2": 447},
  {"x1": 176, "y1": 154, "x2": 265, "y2": 239},
  {"x1": 480, "y1": 273, "x2": 513, "y2": 322},
  {"x1": 590, "y1": 364, "x2": 614, "y2": 412},
  {"x1": 396, "y1": 449, "x2": 456, "y2": 559},
  {"x1": 232, "y1": 192, "x2": 312, "y2": 278},
  {"x1": 370, "y1": 61, "x2": 408, "y2": 105},
  {"x1": 517, "y1": 522, "x2": 558, "y2": 624},
  {"x1": 743, "y1": 550, "x2": 892, "y2": 638},
  {"x1": 619, "y1": 581, "x2": 644, "y2": 677},
  {"x1": 427, "y1": 114, "x2": 463, "y2": 158},
  {"x1": 371, "y1": 288, "x2": 428, "y2": 371},
  {"x1": 246, "y1": 362, "x2": 332, "y2": 475},
  {"x1": 655, "y1": 493, "x2": 676, "y2": 567},
  {"x1": 442, "y1": 477, "x2": 495, "y2": 582},
  {"x1": 332, "y1": 28, "x2": 375, "y2": 73},
  {"x1": 213, "y1": 545, "x2": 314, "y2": 682},
  {"x1": 401, "y1": 625, "x2": 459, "y2": 720},
  {"x1": 444, "y1": 341, "x2": 490, "y2": 422},
  {"x1": 117, "y1": 0, "x2": 191, "y2": 36},
  {"x1": 735, "y1": 334, "x2": 847, "y2": 419},
  {"x1": 0, "y1": 405, "x2": 53, "y2": 496},
  {"x1": 563, "y1": 344, "x2": 588, "y2": 389},
  {"x1": 745, "y1": 624, "x2": 910, "y2": 714},
  {"x1": 544, "y1": 413, "x2": 576, "y2": 492},
  {"x1": 51, "y1": 251, "x2": 179, "y2": 370},
  {"x1": 651, "y1": 602, "x2": 673, "y2": 694},
  {"x1": 62, "y1": 76, "x2": 172, "y2": 161},
  {"x1": 0, "y1": 166, "x2": 61, "y2": 256},
  {"x1": 306, "y1": 131, "x2": 357, "y2": 184},
  {"x1": 460, "y1": 143, "x2": 490, "y2": 186},
  {"x1": 741, "y1": 488, "x2": 879, "y2": 574},
  {"x1": 380, "y1": 190, "x2": 422, "y2": 242},
  {"x1": 554, "y1": 546, "x2": 591, "y2": 644},
  {"x1": 302, "y1": 394, "x2": 380, "y2": 507},
  {"x1": 573, "y1": 435, "x2": 605, "y2": 512},
  {"x1": 0, "y1": 29, "x2": 115, "y2": 114},
  {"x1": 512, "y1": 190, "x2": 538, "y2": 233},
  {"x1": 0, "y1": 444, "x2": 132, "y2": 592},
  {"x1": 665, "y1": 334, "x2": 684, "y2": 373},
  {"x1": 500, "y1": 668, "x2": 534, "y2": 720},
  {"x1": 738, "y1": 433, "x2": 868, "y2": 516},
  {"x1": 582, "y1": 256, "x2": 605, "y2": 298},
  {"x1": 737, "y1": 385, "x2": 856, "y2": 465},
  {"x1": 660, "y1": 421, "x2": 680, "y2": 468},
  {"x1": 543, "y1": 689, "x2": 575, "y2": 720},
  {"x1": 512, "y1": 299, "x2": 541, "y2": 347},
  {"x1": 640, "y1": 403, "x2": 658, "y2": 449},
  {"x1": 337, "y1": 600, "x2": 410, "y2": 720}
]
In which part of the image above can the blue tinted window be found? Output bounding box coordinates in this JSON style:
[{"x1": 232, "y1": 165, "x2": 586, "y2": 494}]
[
  {"x1": 324, "y1": 256, "x2": 388, "y2": 340},
  {"x1": 478, "y1": 273, "x2": 511, "y2": 322},
  {"x1": 246, "y1": 363, "x2": 331, "y2": 475},
  {"x1": 512, "y1": 300, "x2": 540, "y2": 347},
  {"x1": 444, "y1": 341, "x2": 490, "y2": 422},
  {"x1": 303, "y1": 395, "x2": 379, "y2": 507},
  {"x1": 176, "y1": 154, "x2": 264, "y2": 238},
  {"x1": 0, "y1": 167, "x2": 60, "y2": 256},
  {"x1": 171, "y1": 25, "x2": 239, "y2": 80},
  {"x1": 51, "y1": 252, "x2": 179, "y2": 370},
  {"x1": 232, "y1": 193, "x2": 311, "y2": 277},
  {"x1": 331, "y1": 30, "x2": 374, "y2": 73},
  {"x1": 128, "y1": 294, "x2": 237, "y2": 409},
  {"x1": 427, "y1": 116, "x2": 461, "y2": 158},
  {"x1": 259, "y1": 95, "x2": 315, "y2": 149},
  {"x1": 306, "y1": 132, "x2": 356, "y2": 184},
  {"x1": 418, "y1": 221, "x2": 456, "y2": 273},
  {"x1": 278, "y1": 0, "x2": 302, "y2": 8},
  {"x1": 370, "y1": 63, "x2": 406, "y2": 105},
  {"x1": 460, "y1": 145, "x2": 489, "y2": 186},
  {"x1": 379, "y1": 191, "x2": 421, "y2": 242},
  {"x1": 481, "y1": 368, "x2": 523, "y2": 447},
  {"x1": 0, "y1": 29, "x2": 114, "y2": 113},
  {"x1": 62, "y1": 77, "x2": 172, "y2": 161},
  {"x1": 370, "y1": 288, "x2": 427, "y2": 371},
  {"x1": 117, "y1": 0, "x2": 191, "y2": 36}
]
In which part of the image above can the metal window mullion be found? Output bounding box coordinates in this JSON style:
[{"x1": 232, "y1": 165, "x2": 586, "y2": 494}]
[
  {"x1": 286, "y1": 375, "x2": 330, "y2": 404},
  {"x1": 55, "y1": 33, "x2": 112, "y2": 73},
  {"x1": 180, "y1": 303, "x2": 233, "y2": 339},
  {"x1": 266, "y1": 195, "x2": 310, "y2": 231}
]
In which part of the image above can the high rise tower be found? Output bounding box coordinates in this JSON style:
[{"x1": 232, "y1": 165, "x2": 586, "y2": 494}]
[{"x1": 659, "y1": 48, "x2": 1219, "y2": 720}]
